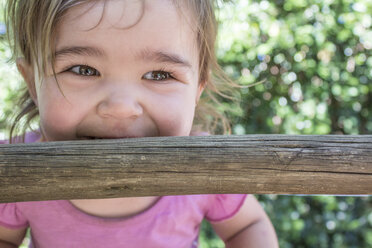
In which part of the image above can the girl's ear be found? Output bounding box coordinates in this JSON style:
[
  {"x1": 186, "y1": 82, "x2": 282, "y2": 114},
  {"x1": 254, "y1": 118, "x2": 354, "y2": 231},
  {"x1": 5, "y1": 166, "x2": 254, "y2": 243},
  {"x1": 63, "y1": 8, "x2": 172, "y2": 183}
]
[
  {"x1": 16, "y1": 58, "x2": 38, "y2": 106},
  {"x1": 196, "y1": 81, "x2": 206, "y2": 105}
]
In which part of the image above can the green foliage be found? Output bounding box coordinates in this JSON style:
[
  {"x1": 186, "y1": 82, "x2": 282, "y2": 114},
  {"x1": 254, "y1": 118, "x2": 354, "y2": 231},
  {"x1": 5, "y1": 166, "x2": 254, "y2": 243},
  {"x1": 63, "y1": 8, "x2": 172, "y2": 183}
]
[
  {"x1": 0, "y1": 0, "x2": 371, "y2": 247},
  {"x1": 0, "y1": 37, "x2": 23, "y2": 140},
  {"x1": 258, "y1": 195, "x2": 372, "y2": 248},
  {"x1": 216, "y1": 0, "x2": 372, "y2": 136},
  {"x1": 198, "y1": 195, "x2": 372, "y2": 248}
]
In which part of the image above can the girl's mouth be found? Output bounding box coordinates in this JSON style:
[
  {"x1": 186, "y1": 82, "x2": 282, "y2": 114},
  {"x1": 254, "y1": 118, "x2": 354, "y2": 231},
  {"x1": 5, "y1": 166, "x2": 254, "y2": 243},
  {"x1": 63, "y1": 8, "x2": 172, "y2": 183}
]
[
  {"x1": 82, "y1": 136, "x2": 138, "y2": 140},
  {"x1": 85, "y1": 137, "x2": 104, "y2": 140}
]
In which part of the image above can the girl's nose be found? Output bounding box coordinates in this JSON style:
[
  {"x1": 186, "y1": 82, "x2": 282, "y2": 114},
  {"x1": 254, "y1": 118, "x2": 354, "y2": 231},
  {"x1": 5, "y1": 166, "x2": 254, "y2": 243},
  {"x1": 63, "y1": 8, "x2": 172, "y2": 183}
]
[{"x1": 97, "y1": 92, "x2": 143, "y2": 120}]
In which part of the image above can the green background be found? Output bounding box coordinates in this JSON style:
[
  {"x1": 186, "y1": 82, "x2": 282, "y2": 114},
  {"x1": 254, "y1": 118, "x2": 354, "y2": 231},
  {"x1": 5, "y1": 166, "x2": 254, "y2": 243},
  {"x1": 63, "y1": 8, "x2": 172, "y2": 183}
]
[{"x1": 1, "y1": 0, "x2": 371, "y2": 247}]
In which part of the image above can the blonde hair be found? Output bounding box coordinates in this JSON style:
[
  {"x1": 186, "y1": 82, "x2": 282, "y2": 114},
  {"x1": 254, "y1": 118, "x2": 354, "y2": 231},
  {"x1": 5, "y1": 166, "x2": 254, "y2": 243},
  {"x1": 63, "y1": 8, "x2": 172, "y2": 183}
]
[{"x1": 4, "y1": 0, "x2": 240, "y2": 143}]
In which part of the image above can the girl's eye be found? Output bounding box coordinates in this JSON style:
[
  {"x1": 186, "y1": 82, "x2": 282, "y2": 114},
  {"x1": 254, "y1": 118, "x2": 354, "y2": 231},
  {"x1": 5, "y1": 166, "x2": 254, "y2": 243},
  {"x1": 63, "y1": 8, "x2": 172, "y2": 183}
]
[
  {"x1": 142, "y1": 70, "x2": 174, "y2": 81},
  {"x1": 68, "y1": 65, "x2": 100, "y2": 76}
]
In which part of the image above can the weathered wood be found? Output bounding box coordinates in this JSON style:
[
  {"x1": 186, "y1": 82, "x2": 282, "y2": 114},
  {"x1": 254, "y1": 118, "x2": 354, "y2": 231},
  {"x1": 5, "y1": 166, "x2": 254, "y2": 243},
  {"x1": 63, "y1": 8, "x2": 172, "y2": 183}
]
[{"x1": 0, "y1": 135, "x2": 371, "y2": 202}]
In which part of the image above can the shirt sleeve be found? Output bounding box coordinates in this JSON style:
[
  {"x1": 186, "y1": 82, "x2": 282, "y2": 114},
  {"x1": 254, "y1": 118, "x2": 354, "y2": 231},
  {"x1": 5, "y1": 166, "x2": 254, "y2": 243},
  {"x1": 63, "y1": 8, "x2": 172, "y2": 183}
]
[
  {"x1": 205, "y1": 194, "x2": 247, "y2": 222},
  {"x1": 0, "y1": 203, "x2": 29, "y2": 229}
]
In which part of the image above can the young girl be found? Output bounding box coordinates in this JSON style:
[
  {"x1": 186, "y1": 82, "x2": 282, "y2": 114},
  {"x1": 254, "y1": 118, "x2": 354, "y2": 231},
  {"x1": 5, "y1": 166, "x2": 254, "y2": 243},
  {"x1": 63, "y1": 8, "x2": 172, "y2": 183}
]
[{"x1": 0, "y1": 0, "x2": 278, "y2": 247}]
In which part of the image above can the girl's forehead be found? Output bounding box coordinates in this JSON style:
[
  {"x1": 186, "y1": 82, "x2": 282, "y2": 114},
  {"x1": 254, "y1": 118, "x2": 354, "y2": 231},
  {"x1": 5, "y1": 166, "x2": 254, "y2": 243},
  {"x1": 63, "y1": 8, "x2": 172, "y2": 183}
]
[
  {"x1": 59, "y1": 0, "x2": 195, "y2": 40},
  {"x1": 64, "y1": 0, "x2": 144, "y2": 31},
  {"x1": 55, "y1": 0, "x2": 198, "y2": 70}
]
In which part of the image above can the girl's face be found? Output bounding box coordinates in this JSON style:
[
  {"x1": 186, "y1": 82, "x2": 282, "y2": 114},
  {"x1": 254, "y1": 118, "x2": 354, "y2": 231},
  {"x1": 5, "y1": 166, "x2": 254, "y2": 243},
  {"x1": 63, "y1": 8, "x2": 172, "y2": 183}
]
[{"x1": 24, "y1": 0, "x2": 203, "y2": 141}]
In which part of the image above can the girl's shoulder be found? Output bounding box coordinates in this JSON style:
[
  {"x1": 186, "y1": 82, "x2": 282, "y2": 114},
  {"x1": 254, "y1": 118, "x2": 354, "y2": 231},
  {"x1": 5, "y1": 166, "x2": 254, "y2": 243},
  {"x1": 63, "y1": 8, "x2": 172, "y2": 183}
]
[
  {"x1": 0, "y1": 130, "x2": 42, "y2": 144},
  {"x1": 203, "y1": 194, "x2": 248, "y2": 222},
  {"x1": 159, "y1": 194, "x2": 247, "y2": 223}
]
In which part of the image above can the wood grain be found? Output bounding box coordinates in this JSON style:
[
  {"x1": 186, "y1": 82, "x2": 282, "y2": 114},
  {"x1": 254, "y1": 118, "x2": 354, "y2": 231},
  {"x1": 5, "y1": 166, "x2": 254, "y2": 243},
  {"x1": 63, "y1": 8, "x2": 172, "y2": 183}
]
[{"x1": 0, "y1": 135, "x2": 371, "y2": 202}]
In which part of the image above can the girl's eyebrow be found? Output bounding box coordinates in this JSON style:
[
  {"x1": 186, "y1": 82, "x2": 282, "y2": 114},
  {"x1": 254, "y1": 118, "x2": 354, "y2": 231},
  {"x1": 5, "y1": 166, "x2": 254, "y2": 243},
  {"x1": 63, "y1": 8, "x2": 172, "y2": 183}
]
[
  {"x1": 54, "y1": 46, "x2": 106, "y2": 60},
  {"x1": 136, "y1": 48, "x2": 192, "y2": 69},
  {"x1": 54, "y1": 46, "x2": 193, "y2": 69}
]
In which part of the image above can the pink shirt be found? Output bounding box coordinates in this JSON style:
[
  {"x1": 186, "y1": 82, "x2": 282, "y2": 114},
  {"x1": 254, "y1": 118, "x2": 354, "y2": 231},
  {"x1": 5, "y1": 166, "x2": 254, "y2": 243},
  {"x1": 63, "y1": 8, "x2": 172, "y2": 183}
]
[{"x1": 0, "y1": 132, "x2": 247, "y2": 248}]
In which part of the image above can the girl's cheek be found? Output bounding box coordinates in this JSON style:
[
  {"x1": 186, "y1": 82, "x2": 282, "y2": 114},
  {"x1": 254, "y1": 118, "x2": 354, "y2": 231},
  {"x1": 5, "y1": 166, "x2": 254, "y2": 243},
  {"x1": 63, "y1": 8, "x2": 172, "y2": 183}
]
[
  {"x1": 154, "y1": 95, "x2": 196, "y2": 136},
  {"x1": 41, "y1": 102, "x2": 76, "y2": 130},
  {"x1": 38, "y1": 86, "x2": 87, "y2": 139}
]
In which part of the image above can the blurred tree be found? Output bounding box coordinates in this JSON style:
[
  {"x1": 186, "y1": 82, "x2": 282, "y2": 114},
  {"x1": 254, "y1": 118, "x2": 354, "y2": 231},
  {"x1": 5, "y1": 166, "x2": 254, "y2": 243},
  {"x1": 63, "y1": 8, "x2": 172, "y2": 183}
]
[{"x1": 216, "y1": 0, "x2": 372, "y2": 136}]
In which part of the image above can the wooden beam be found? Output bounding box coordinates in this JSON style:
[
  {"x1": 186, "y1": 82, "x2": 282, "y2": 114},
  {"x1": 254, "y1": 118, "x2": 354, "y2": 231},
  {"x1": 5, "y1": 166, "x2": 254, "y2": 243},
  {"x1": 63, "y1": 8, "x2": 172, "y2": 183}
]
[{"x1": 0, "y1": 135, "x2": 371, "y2": 203}]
